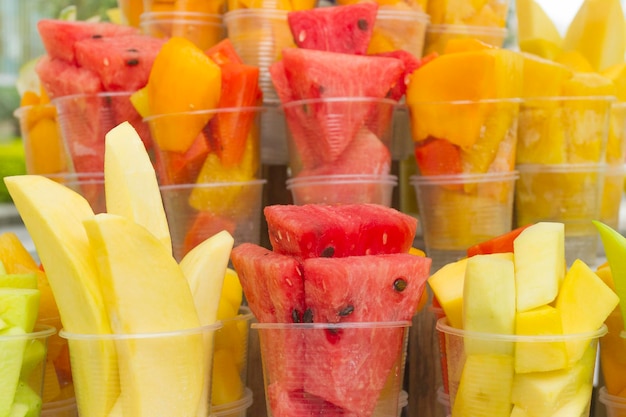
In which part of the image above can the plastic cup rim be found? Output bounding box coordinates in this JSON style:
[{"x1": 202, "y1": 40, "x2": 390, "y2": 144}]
[
  {"x1": 516, "y1": 163, "x2": 608, "y2": 173},
  {"x1": 426, "y1": 23, "x2": 508, "y2": 35},
  {"x1": 281, "y1": 96, "x2": 399, "y2": 109},
  {"x1": 159, "y1": 178, "x2": 267, "y2": 192},
  {"x1": 211, "y1": 387, "x2": 254, "y2": 413},
  {"x1": 408, "y1": 97, "x2": 522, "y2": 106},
  {"x1": 0, "y1": 324, "x2": 56, "y2": 340},
  {"x1": 436, "y1": 317, "x2": 607, "y2": 342},
  {"x1": 144, "y1": 105, "x2": 266, "y2": 122},
  {"x1": 252, "y1": 320, "x2": 412, "y2": 330},
  {"x1": 139, "y1": 11, "x2": 223, "y2": 21},
  {"x1": 410, "y1": 171, "x2": 519, "y2": 185},
  {"x1": 286, "y1": 174, "x2": 398, "y2": 187},
  {"x1": 140, "y1": 19, "x2": 224, "y2": 26},
  {"x1": 59, "y1": 321, "x2": 222, "y2": 341},
  {"x1": 41, "y1": 396, "x2": 77, "y2": 412},
  {"x1": 522, "y1": 95, "x2": 617, "y2": 104},
  {"x1": 221, "y1": 305, "x2": 254, "y2": 324},
  {"x1": 376, "y1": 8, "x2": 431, "y2": 22},
  {"x1": 598, "y1": 386, "x2": 626, "y2": 407},
  {"x1": 13, "y1": 103, "x2": 56, "y2": 118},
  {"x1": 223, "y1": 8, "x2": 289, "y2": 20}
]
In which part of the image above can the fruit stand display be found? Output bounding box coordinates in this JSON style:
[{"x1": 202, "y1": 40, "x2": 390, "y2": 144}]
[{"x1": 2, "y1": 1, "x2": 626, "y2": 417}]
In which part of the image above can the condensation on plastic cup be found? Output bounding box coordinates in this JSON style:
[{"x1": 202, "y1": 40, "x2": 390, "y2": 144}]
[
  {"x1": 598, "y1": 386, "x2": 626, "y2": 417},
  {"x1": 286, "y1": 174, "x2": 398, "y2": 206}
]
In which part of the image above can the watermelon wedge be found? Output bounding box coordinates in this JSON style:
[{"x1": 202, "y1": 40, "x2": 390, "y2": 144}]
[
  {"x1": 36, "y1": 56, "x2": 103, "y2": 99},
  {"x1": 287, "y1": 3, "x2": 378, "y2": 55},
  {"x1": 37, "y1": 19, "x2": 138, "y2": 63},
  {"x1": 264, "y1": 203, "x2": 417, "y2": 259}
]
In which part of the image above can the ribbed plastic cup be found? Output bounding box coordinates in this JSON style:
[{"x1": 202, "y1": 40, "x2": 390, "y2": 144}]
[
  {"x1": 599, "y1": 386, "x2": 626, "y2": 417},
  {"x1": 411, "y1": 171, "x2": 518, "y2": 273},
  {"x1": 60, "y1": 323, "x2": 221, "y2": 417},
  {"x1": 160, "y1": 179, "x2": 266, "y2": 261},
  {"x1": 140, "y1": 11, "x2": 225, "y2": 50},
  {"x1": 437, "y1": 318, "x2": 606, "y2": 417},
  {"x1": 286, "y1": 174, "x2": 398, "y2": 206},
  {"x1": 253, "y1": 321, "x2": 410, "y2": 417}
]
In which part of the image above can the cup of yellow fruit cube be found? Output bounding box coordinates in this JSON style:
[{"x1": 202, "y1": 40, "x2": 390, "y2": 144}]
[
  {"x1": 140, "y1": 12, "x2": 226, "y2": 51},
  {"x1": 429, "y1": 222, "x2": 618, "y2": 416}
]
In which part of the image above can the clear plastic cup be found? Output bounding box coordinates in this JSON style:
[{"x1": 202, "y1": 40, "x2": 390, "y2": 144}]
[
  {"x1": 599, "y1": 386, "x2": 626, "y2": 417},
  {"x1": 411, "y1": 171, "x2": 518, "y2": 272},
  {"x1": 600, "y1": 164, "x2": 625, "y2": 231},
  {"x1": 160, "y1": 179, "x2": 266, "y2": 261},
  {"x1": 140, "y1": 12, "x2": 225, "y2": 50},
  {"x1": 427, "y1": 0, "x2": 509, "y2": 26},
  {"x1": 60, "y1": 323, "x2": 221, "y2": 417},
  {"x1": 13, "y1": 104, "x2": 69, "y2": 176},
  {"x1": 408, "y1": 98, "x2": 521, "y2": 175},
  {"x1": 37, "y1": 317, "x2": 75, "y2": 410},
  {"x1": 286, "y1": 174, "x2": 398, "y2": 206},
  {"x1": 436, "y1": 385, "x2": 451, "y2": 417},
  {"x1": 260, "y1": 100, "x2": 288, "y2": 165},
  {"x1": 211, "y1": 388, "x2": 253, "y2": 417},
  {"x1": 282, "y1": 97, "x2": 397, "y2": 177},
  {"x1": 212, "y1": 307, "x2": 254, "y2": 407},
  {"x1": 436, "y1": 318, "x2": 606, "y2": 417},
  {"x1": 0, "y1": 324, "x2": 56, "y2": 416},
  {"x1": 599, "y1": 299, "x2": 626, "y2": 399},
  {"x1": 143, "y1": 0, "x2": 226, "y2": 14},
  {"x1": 223, "y1": 9, "x2": 294, "y2": 102},
  {"x1": 515, "y1": 163, "x2": 606, "y2": 267},
  {"x1": 41, "y1": 397, "x2": 78, "y2": 417},
  {"x1": 253, "y1": 321, "x2": 410, "y2": 417},
  {"x1": 144, "y1": 106, "x2": 263, "y2": 186},
  {"x1": 368, "y1": 8, "x2": 430, "y2": 58},
  {"x1": 424, "y1": 24, "x2": 508, "y2": 55},
  {"x1": 53, "y1": 92, "x2": 153, "y2": 176}
]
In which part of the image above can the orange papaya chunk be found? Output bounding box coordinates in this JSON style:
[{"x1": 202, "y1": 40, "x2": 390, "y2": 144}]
[
  {"x1": 146, "y1": 36, "x2": 222, "y2": 153},
  {"x1": 443, "y1": 38, "x2": 495, "y2": 54},
  {"x1": 407, "y1": 48, "x2": 522, "y2": 147}
]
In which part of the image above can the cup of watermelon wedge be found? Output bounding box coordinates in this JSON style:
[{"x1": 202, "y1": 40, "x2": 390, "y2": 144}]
[
  {"x1": 411, "y1": 171, "x2": 518, "y2": 272},
  {"x1": 54, "y1": 92, "x2": 154, "y2": 177},
  {"x1": 160, "y1": 179, "x2": 266, "y2": 261},
  {"x1": 282, "y1": 97, "x2": 397, "y2": 178},
  {"x1": 252, "y1": 320, "x2": 411, "y2": 417},
  {"x1": 140, "y1": 12, "x2": 226, "y2": 51}
]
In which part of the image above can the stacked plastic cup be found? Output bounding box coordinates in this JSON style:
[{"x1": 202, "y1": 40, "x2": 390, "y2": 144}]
[{"x1": 423, "y1": 0, "x2": 509, "y2": 55}]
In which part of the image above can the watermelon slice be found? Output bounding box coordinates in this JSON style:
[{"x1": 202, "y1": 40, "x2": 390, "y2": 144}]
[
  {"x1": 287, "y1": 3, "x2": 378, "y2": 55},
  {"x1": 36, "y1": 56, "x2": 103, "y2": 99},
  {"x1": 74, "y1": 35, "x2": 166, "y2": 92},
  {"x1": 264, "y1": 203, "x2": 417, "y2": 259},
  {"x1": 37, "y1": 19, "x2": 138, "y2": 64}
]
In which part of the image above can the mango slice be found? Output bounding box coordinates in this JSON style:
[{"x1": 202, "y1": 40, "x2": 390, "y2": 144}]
[
  {"x1": 146, "y1": 37, "x2": 222, "y2": 153},
  {"x1": 4, "y1": 175, "x2": 117, "y2": 417},
  {"x1": 104, "y1": 122, "x2": 171, "y2": 252},
  {"x1": 515, "y1": 0, "x2": 562, "y2": 47}
]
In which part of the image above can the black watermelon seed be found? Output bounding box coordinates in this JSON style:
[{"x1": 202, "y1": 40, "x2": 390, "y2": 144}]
[
  {"x1": 303, "y1": 308, "x2": 313, "y2": 323},
  {"x1": 393, "y1": 278, "x2": 408, "y2": 292},
  {"x1": 321, "y1": 246, "x2": 335, "y2": 257},
  {"x1": 338, "y1": 305, "x2": 354, "y2": 317},
  {"x1": 126, "y1": 58, "x2": 140, "y2": 66},
  {"x1": 292, "y1": 309, "x2": 301, "y2": 323},
  {"x1": 357, "y1": 19, "x2": 368, "y2": 31}
]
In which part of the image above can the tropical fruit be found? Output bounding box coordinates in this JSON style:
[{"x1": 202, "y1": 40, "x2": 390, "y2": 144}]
[
  {"x1": 431, "y1": 222, "x2": 618, "y2": 417},
  {"x1": 231, "y1": 203, "x2": 430, "y2": 417},
  {"x1": 287, "y1": 2, "x2": 378, "y2": 55},
  {"x1": 264, "y1": 203, "x2": 417, "y2": 259}
]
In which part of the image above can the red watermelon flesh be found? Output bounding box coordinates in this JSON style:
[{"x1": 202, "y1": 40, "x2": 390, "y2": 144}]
[
  {"x1": 266, "y1": 382, "x2": 358, "y2": 417},
  {"x1": 301, "y1": 254, "x2": 428, "y2": 415},
  {"x1": 264, "y1": 204, "x2": 417, "y2": 259},
  {"x1": 75, "y1": 35, "x2": 165, "y2": 92},
  {"x1": 269, "y1": 60, "x2": 293, "y2": 104},
  {"x1": 287, "y1": 3, "x2": 378, "y2": 55},
  {"x1": 36, "y1": 56, "x2": 103, "y2": 99},
  {"x1": 370, "y1": 50, "x2": 427, "y2": 101},
  {"x1": 37, "y1": 19, "x2": 138, "y2": 64},
  {"x1": 231, "y1": 243, "x2": 306, "y2": 392},
  {"x1": 281, "y1": 48, "x2": 403, "y2": 101}
]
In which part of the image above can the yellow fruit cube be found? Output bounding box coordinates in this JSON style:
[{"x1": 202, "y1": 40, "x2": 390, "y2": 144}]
[
  {"x1": 513, "y1": 222, "x2": 564, "y2": 312},
  {"x1": 452, "y1": 354, "x2": 514, "y2": 417},
  {"x1": 428, "y1": 258, "x2": 468, "y2": 329},
  {"x1": 514, "y1": 305, "x2": 567, "y2": 373},
  {"x1": 555, "y1": 259, "x2": 618, "y2": 362},
  {"x1": 463, "y1": 254, "x2": 516, "y2": 355},
  {"x1": 521, "y1": 52, "x2": 572, "y2": 98}
]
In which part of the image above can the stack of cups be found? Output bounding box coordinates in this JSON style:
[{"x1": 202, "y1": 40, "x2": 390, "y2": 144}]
[
  {"x1": 282, "y1": 97, "x2": 400, "y2": 206},
  {"x1": 423, "y1": 0, "x2": 509, "y2": 55},
  {"x1": 140, "y1": 0, "x2": 227, "y2": 50},
  {"x1": 514, "y1": 96, "x2": 615, "y2": 267},
  {"x1": 407, "y1": 98, "x2": 521, "y2": 272},
  {"x1": 145, "y1": 107, "x2": 267, "y2": 261}
]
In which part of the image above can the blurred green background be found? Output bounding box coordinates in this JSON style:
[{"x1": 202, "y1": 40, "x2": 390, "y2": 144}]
[{"x1": 0, "y1": 0, "x2": 117, "y2": 201}]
